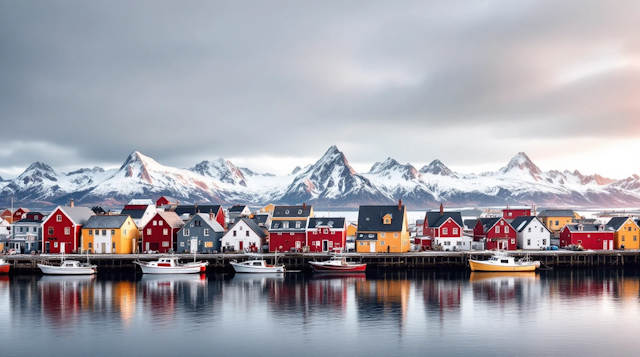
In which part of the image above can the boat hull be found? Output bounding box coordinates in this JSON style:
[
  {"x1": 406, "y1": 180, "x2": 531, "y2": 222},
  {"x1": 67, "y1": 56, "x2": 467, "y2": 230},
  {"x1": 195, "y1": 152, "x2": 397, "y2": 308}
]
[
  {"x1": 0, "y1": 263, "x2": 10, "y2": 274},
  {"x1": 37, "y1": 264, "x2": 97, "y2": 275},
  {"x1": 230, "y1": 262, "x2": 285, "y2": 273},
  {"x1": 136, "y1": 262, "x2": 207, "y2": 274},
  {"x1": 469, "y1": 260, "x2": 538, "y2": 272},
  {"x1": 309, "y1": 262, "x2": 367, "y2": 272}
]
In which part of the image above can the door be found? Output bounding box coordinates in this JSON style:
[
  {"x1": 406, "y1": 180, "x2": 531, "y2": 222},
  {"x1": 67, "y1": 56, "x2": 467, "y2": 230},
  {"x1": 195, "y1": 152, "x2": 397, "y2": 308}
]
[
  {"x1": 101, "y1": 243, "x2": 106, "y2": 254},
  {"x1": 60, "y1": 243, "x2": 66, "y2": 254},
  {"x1": 603, "y1": 240, "x2": 607, "y2": 250},
  {"x1": 322, "y1": 240, "x2": 329, "y2": 252},
  {"x1": 190, "y1": 238, "x2": 198, "y2": 253},
  {"x1": 45, "y1": 242, "x2": 50, "y2": 254},
  {"x1": 370, "y1": 242, "x2": 376, "y2": 253},
  {"x1": 239, "y1": 241, "x2": 244, "y2": 251},
  {"x1": 609, "y1": 240, "x2": 613, "y2": 250},
  {"x1": 145, "y1": 242, "x2": 150, "y2": 252}
]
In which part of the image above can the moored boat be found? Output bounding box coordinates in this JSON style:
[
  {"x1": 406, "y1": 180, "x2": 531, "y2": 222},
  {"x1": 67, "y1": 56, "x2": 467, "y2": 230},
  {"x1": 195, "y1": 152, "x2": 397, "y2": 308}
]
[
  {"x1": 0, "y1": 259, "x2": 10, "y2": 274},
  {"x1": 230, "y1": 253, "x2": 285, "y2": 273},
  {"x1": 468, "y1": 252, "x2": 540, "y2": 272},
  {"x1": 309, "y1": 256, "x2": 367, "y2": 272},
  {"x1": 38, "y1": 260, "x2": 98, "y2": 275},
  {"x1": 135, "y1": 256, "x2": 209, "y2": 274}
]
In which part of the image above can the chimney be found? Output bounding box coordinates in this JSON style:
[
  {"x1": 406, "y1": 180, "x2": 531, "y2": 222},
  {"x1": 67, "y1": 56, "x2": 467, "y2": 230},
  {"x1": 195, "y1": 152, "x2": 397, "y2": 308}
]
[
  {"x1": 209, "y1": 209, "x2": 214, "y2": 221},
  {"x1": 398, "y1": 199, "x2": 402, "y2": 210},
  {"x1": 440, "y1": 203, "x2": 444, "y2": 215},
  {"x1": 303, "y1": 202, "x2": 306, "y2": 210},
  {"x1": 69, "y1": 198, "x2": 74, "y2": 207}
]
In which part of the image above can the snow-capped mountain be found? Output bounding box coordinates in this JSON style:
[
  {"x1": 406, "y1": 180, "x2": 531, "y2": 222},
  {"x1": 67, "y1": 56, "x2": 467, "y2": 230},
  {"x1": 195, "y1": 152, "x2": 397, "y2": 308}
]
[{"x1": 1, "y1": 146, "x2": 640, "y2": 209}]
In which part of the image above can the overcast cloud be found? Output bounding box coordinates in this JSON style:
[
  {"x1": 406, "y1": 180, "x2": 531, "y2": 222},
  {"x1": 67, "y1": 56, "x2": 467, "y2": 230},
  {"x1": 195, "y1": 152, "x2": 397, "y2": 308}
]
[{"x1": 1, "y1": 0, "x2": 639, "y2": 179}]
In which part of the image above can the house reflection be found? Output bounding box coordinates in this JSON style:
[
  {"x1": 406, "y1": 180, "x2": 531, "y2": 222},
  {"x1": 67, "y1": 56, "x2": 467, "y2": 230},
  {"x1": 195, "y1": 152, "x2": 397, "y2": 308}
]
[
  {"x1": 354, "y1": 273, "x2": 410, "y2": 328},
  {"x1": 39, "y1": 275, "x2": 96, "y2": 327},
  {"x1": 470, "y1": 271, "x2": 538, "y2": 305}
]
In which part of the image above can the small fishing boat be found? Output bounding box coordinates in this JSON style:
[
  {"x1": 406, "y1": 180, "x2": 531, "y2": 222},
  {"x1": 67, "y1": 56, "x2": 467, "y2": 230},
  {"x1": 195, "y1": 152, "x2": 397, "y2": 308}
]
[
  {"x1": 230, "y1": 253, "x2": 285, "y2": 273},
  {"x1": 0, "y1": 259, "x2": 10, "y2": 274},
  {"x1": 309, "y1": 255, "x2": 367, "y2": 272},
  {"x1": 468, "y1": 252, "x2": 540, "y2": 272},
  {"x1": 38, "y1": 260, "x2": 98, "y2": 275},
  {"x1": 135, "y1": 256, "x2": 209, "y2": 274}
]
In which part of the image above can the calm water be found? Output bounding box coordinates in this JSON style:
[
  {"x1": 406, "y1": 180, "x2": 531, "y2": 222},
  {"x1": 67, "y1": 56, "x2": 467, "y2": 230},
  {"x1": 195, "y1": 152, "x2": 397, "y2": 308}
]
[{"x1": 1, "y1": 269, "x2": 640, "y2": 357}]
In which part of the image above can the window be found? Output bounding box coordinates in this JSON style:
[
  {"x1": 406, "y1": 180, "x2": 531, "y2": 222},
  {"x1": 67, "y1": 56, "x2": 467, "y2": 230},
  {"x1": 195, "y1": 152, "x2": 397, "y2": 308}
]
[
  {"x1": 394, "y1": 233, "x2": 398, "y2": 238},
  {"x1": 88, "y1": 243, "x2": 92, "y2": 248},
  {"x1": 380, "y1": 232, "x2": 386, "y2": 238},
  {"x1": 246, "y1": 230, "x2": 250, "y2": 237},
  {"x1": 184, "y1": 229, "x2": 190, "y2": 236},
  {"x1": 635, "y1": 236, "x2": 638, "y2": 242},
  {"x1": 102, "y1": 230, "x2": 107, "y2": 236},
  {"x1": 542, "y1": 239, "x2": 546, "y2": 245},
  {"x1": 453, "y1": 228, "x2": 458, "y2": 235},
  {"x1": 508, "y1": 212, "x2": 513, "y2": 217},
  {"x1": 162, "y1": 241, "x2": 169, "y2": 247},
  {"x1": 528, "y1": 227, "x2": 531, "y2": 233},
  {"x1": 56, "y1": 215, "x2": 62, "y2": 222},
  {"x1": 180, "y1": 242, "x2": 185, "y2": 247},
  {"x1": 111, "y1": 230, "x2": 115, "y2": 235},
  {"x1": 457, "y1": 241, "x2": 463, "y2": 246},
  {"x1": 147, "y1": 229, "x2": 151, "y2": 235},
  {"x1": 323, "y1": 229, "x2": 329, "y2": 234},
  {"x1": 123, "y1": 230, "x2": 126, "y2": 235},
  {"x1": 159, "y1": 220, "x2": 163, "y2": 226},
  {"x1": 285, "y1": 210, "x2": 290, "y2": 214},
  {"x1": 239, "y1": 226, "x2": 243, "y2": 230},
  {"x1": 89, "y1": 230, "x2": 93, "y2": 235},
  {"x1": 298, "y1": 209, "x2": 302, "y2": 215},
  {"x1": 444, "y1": 241, "x2": 451, "y2": 246},
  {"x1": 577, "y1": 240, "x2": 582, "y2": 244},
  {"x1": 295, "y1": 222, "x2": 301, "y2": 229},
  {"x1": 505, "y1": 227, "x2": 509, "y2": 233},
  {"x1": 54, "y1": 242, "x2": 58, "y2": 248},
  {"x1": 204, "y1": 229, "x2": 210, "y2": 236},
  {"x1": 541, "y1": 228, "x2": 543, "y2": 233},
  {"x1": 295, "y1": 241, "x2": 301, "y2": 248},
  {"x1": 496, "y1": 227, "x2": 500, "y2": 234},
  {"x1": 442, "y1": 228, "x2": 448, "y2": 235},
  {"x1": 112, "y1": 242, "x2": 116, "y2": 249},
  {"x1": 622, "y1": 237, "x2": 625, "y2": 241},
  {"x1": 555, "y1": 220, "x2": 559, "y2": 226},
  {"x1": 527, "y1": 239, "x2": 531, "y2": 245},
  {"x1": 380, "y1": 241, "x2": 385, "y2": 246},
  {"x1": 163, "y1": 229, "x2": 168, "y2": 235},
  {"x1": 48, "y1": 227, "x2": 53, "y2": 235},
  {"x1": 283, "y1": 222, "x2": 289, "y2": 229},
  {"x1": 510, "y1": 239, "x2": 515, "y2": 244},
  {"x1": 359, "y1": 242, "x2": 364, "y2": 246},
  {"x1": 64, "y1": 227, "x2": 70, "y2": 235},
  {"x1": 153, "y1": 221, "x2": 157, "y2": 226},
  {"x1": 233, "y1": 231, "x2": 237, "y2": 237},
  {"x1": 204, "y1": 242, "x2": 213, "y2": 248}
]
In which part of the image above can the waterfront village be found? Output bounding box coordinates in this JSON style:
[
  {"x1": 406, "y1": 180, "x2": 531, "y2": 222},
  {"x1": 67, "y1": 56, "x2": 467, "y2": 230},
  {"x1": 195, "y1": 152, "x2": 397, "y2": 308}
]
[{"x1": 0, "y1": 196, "x2": 638, "y2": 256}]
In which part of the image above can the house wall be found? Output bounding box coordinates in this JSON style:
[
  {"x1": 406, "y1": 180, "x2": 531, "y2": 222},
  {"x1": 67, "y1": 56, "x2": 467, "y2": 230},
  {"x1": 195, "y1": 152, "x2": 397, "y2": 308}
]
[
  {"x1": 503, "y1": 209, "x2": 531, "y2": 219},
  {"x1": 113, "y1": 218, "x2": 139, "y2": 254},
  {"x1": 307, "y1": 228, "x2": 346, "y2": 252},
  {"x1": 43, "y1": 208, "x2": 81, "y2": 254},
  {"x1": 614, "y1": 220, "x2": 640, "y2": 249},
  {"x1": 269, "y1": 232, "x2": 306, "y2": 252},
  {"x1": 177, "y1": 225, "x2": 223, "y2": 253},
  {"x1": 516, "y1": 220, "x2": 551, "y2": 250},
  {"x1": 430, "y1": 219, "x2": 462, "y2": 238},
  {"x1": 82, "y1": 228, "x2": 112, "y2": 253},
  {"x1": 541, "y1": 216, "x2": 574, "y2": 234},
  {"x1": 221, "y1": 221, "x2": 263, "y2": 252},
  {"x1": 143, "y1": 214, "x2": 177, "y2": 253},
  {"x1": 433, "y1": 236, "x2": 472, "y2": 251},
  {"x1": 560, "y1": 229, "x2": 614, "y2": 250},
  {"x1": 11, "y1": 223, "x2": 41, "y2": 253},
  {"x1": 484, "y1": 219, "x2": 517, "y2": 250}
]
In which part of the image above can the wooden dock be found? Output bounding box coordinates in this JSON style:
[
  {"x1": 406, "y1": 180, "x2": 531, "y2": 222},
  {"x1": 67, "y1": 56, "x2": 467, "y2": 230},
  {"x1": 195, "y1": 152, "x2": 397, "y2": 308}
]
[{"x1": 2, "y1": 250, "x2": 640, "y2": 273}]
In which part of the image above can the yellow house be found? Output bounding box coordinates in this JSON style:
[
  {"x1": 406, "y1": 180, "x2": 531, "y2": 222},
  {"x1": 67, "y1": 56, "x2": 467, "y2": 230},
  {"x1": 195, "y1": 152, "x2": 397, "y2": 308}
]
[
  {"x1": 260, "y1": 203, "x2": 275, "y2": 214},
  {"x1": 355, "y1": 202, "x2": 411, "y2": 253},
  {"x1": 346, "y1": 222, "x2": 358, "y2": 238},
  {"x1": 538, "y1": 209, "x2": 576, "y2": 235},
  {"x1": 606, "y1": 217, "x2": 640, "y2": 250},
  {"x1": 81, "y1": 215, "x2": 140, "y2": 254}
]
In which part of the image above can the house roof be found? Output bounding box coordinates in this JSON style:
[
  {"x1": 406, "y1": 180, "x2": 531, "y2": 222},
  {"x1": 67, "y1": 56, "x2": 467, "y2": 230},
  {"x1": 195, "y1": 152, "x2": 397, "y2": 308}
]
[
  {"x1": 307, "y1": 217, "x2": 346, "y2": 229},
  {"x1": 128, "y1": 199, "x2": 154, "y2": 205},
  {"x1": 477, "y1": 217, "x2": 507, "y2": 233},
  {"x1": 183, "y1": 213, "x2": 225, "y2": 232},
  {"x1": 228, "y1": 205, "x2": 248, "y2": 213},
  {"x1": 13, "y1": 217, "x2": 44, "y2": 224},
  {"x1": 463, "y1": 219, "x2": 478, "y2": 229},
  {"x1": 272, "y1": 205, "x2": 312, "y2": 218},
  {"x1": 270, "y1": 219, "x2": 307, "y2": 231},
  {"x1": 120, "y1": 208, "x2": 147, "y2": 219},
  {"x1": 155, "y1": 211, "x2": 185, "y2": 228},
  {"x1": 425, "y1": 211, "x2": 463, "y2": 228},
  {"x1": 158, "y1": 196, "x2": 179, "y2": 203},
  {"x1": 565, "y1": 224, "x2": 613, "y2": 232},
  {"x1": 510, "y1": 216, "x2": 548, "y2": 233},
  {"x1": 84, "y1": 215, "x2": 129, "y2": 229},
  {"x1": 58, "y1": 206, "x2": 94, "y2": 225},
  {"x1": 228, "y1": 218, "x2": 267, "y2": 238},
  {"x1": 251, "y1": 214, "x2": 269, "y2": 226},
  {"x1": 173, "y1": 205, "x2": 221, "y2": 217},
  {"x1": 538, "y1": 209, "x2": 575, "y2": 217},
  {"x1": 357, "y1": 205, "x2": 405, "y2": 232},
  {"x1": 606, "y1": 217, "x2": 633, "y2": 231}
]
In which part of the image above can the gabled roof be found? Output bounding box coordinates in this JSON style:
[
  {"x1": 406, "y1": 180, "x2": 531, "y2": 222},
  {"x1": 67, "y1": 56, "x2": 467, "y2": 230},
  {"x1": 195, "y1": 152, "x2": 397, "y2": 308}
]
[
  {"x1": 510, "y1": 216, "x2": 549, "y2": 233},
  {"x1": 272, "y1": 205, "x2": 312, "y2": 218},
  {"x1": 173, "y1": 205, "x2": 221, "y2": 217},
  {"x1": 228, "y1": 205, "x2": 248, "y2": 213},
  {"x1": 606, "y1": 217, "x2": 634, "y2": 231},
  {"x1": 84, "y1": 215, "x2": 130, "y2": 229},
  {"x1": 538, "y1": 209, "x2": 575, "y2": 217},
  {"x1": 251, "y1": 214, "x2": 269, "y2": 226},
  {"x1": 158, "y1": 196, "x2": 179, "y2": 203},
  {"x1": 228, "y1": 218, "x2": 267, "y2": 238},
  {"x1": 477, "y1": 217, "x2": 507, "y2": 233},
  {"x1": 425, "y1": 211, "x2": 463, "y2": 228},
  {"x1": 128, "y1": 199, "x2": 154, "y2": 205},
  {"x1": 357, "y1": 205, "x2": 405, "y2": 232},
  {"x1": 565, "y1": 224, "x2": 613, "y2": 232},
  {"x1": 307, "y1": 217, "x2": 346, "y2": 229},
  {"x1": 464, "y1": 219, "x2": 478, "y2": 230},
  {"x1": 120, "y1": 208, "x2": 147, "y2": 219},
  {"x1": 155, "y1": 211, "x2": 185, "y2": 228},
  {"x1": 57, "y1": 206, "x2": 94, "y2": 225},
  {"x1": 270, "y1": 219, "x2": 307, "y2": 231},
  {"x1": 182, "y1": 213, "x2": 225, "y2": 232}
]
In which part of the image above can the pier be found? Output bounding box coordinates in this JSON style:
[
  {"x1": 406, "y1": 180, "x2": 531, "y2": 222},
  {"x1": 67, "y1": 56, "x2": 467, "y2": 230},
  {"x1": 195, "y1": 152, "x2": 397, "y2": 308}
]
[{"x1": 4, "y1": 250, "x2": 640, "y2": 273}]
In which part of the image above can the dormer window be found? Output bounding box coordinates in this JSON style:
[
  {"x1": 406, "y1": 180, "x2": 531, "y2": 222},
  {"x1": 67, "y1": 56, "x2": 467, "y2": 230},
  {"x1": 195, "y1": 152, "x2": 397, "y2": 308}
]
[
  {"x1": 295, "y1": 221, "x2": 301, "y2": 229},
  {"x1": 298, "y1": 209, "x2": 303, "y2": 215},
  {"x1": 285, "y1": 210, "x2": 290, "y2": 214},
  {"x1": 283, "y1": 222, "x2": 289, "y2": 229},
  {"x1": 383, "y1": 214, "x2": 392, "y2": 225}
]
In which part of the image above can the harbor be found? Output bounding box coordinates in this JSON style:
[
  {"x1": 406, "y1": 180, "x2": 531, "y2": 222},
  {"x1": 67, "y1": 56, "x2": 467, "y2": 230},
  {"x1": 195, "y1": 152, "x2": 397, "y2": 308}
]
[{"x1": 3, "y1": 250, "x2": 640, "y2": 273}]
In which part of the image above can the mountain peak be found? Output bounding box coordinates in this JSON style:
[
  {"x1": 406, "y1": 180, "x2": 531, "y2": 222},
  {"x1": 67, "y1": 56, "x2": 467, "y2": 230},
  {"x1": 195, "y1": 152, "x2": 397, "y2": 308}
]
[
  {"x1": 420, "y1": 159, "x2": 455, "y2": 177},
  {"x1": 25, "y1": 161, "x2": 55, "y2": 173},
  {"x1": 368, "y1": 157, "x2": 419, "y2": 181},
  {"x1": 290, "y1": 166, "x2": 302, "y2": 175},
  {"x1": 189, "y1": 158, "x2": 247, "y2": 186},
  {"x1": 498, "y1": 152, "x2": 543, "y2": 178}
]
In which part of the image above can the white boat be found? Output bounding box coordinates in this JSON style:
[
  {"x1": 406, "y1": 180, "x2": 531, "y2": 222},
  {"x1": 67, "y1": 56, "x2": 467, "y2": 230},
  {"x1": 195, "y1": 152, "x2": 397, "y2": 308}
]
[
  {"x1": 309, "y1": 256, "x2": 367, "y2": 272},
  {"x1": 230, "y1": 253, "x2": 285, "y2": 273},
  {"x1": 468, "y1": 251, "x2": 540, "y2": 272},
  {"x1": 135, "y1": 256, "x2": 209, "y2": 274},
  {"x1": 37, "y1": 260, "x2": 98, "y2": 275}
]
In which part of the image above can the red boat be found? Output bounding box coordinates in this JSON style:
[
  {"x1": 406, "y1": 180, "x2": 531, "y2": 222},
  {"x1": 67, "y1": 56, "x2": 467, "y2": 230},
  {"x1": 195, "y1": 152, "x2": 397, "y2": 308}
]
[
  {"x1": 0, "y1": 259, "x2": 10, "y2": 274},
  {"x1": 309, "y1": 256, "x2": 367, "y2": 272}
]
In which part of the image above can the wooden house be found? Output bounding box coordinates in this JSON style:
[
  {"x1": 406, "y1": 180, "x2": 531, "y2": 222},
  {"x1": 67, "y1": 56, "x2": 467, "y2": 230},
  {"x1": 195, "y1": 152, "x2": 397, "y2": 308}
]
[
  {"x1": 559, "y1": 224, "x2": 614, "y2": 250},
  {"x1": 10, "y1": 212, "x2": 45, "y2": 254},
  {"x1": 605, "y1": 217, "x2": 639, "y2": 250},
  {"x1": 511, "y1": 216, "x2": 550, "y2": 250},
  {"x1": 268, "y1": 204, "x2": 313, "y2": 252},
  {"x1": 81, "y1": 215, "x2": 140, "y2": 254},
  {"x1": 176, "y1": 212, "x2": 225, "y2": 253},
  {"x1": 306, "y1": 217, "x2": 347, "y2": 252},
  {"x1": 355, "y1": 201, "x2": 410, "y2": 253},
  {"x1": 142, "y1": 211, "x2": 185, "y2": 253},
  {"x1": 221, "y1": 218, "x2": 267, "y2": 252},
  {"x1": 473, "y1": 217, "x2": 517, "y2": 250},
  {"x1": 421, "y1": 206, "x2": 470, "y2": 251},
  {"x1": 538, "y1": 209, "x2": 577, "y2": 235},
  {"x1": 42, "y1": 205, "x2": 94, "y2": 254}
]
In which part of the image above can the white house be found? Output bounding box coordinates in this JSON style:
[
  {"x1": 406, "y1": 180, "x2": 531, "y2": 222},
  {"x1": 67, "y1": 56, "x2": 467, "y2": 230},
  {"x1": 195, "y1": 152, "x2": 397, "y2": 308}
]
[
  {"x1": 221, "y1": 217, "x2": 267, "y2": 252},
  {"x1": 512, "y1": 216, "x2": 551, "y2": 250}
]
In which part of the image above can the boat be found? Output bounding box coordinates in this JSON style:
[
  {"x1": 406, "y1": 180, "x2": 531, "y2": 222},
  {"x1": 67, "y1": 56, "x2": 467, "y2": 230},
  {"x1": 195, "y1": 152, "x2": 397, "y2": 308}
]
[
  {"x1": 134, "y1": 256, "x2": 209, "y2": 274},
  {"x1": 37, "y1": 260, "x2": 98, "y2": 275},
  {"x1": 230, "y1": 253, "x2": 285, "y2": 273},
  {"x1": 468, "y1": 251, "x2": 540, "y2": 272},
  {"x1": 0, "y1": 259, "x2": 10, "y2": 274},
  {"x1": 309, "y1": 255, "x2": 367, "y2": 272}
]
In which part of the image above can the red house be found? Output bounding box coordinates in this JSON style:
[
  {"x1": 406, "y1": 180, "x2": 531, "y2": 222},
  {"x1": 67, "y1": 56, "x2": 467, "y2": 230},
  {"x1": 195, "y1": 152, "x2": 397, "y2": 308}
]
[
  {"x1": 559, "y1": 224, "x2": 614, "y2": 250},
  {"x1": 0, "y1": 209, "x2": 13, "y2": 223},
  {"x1": 269, "y1": 219, "x2": 308, "y2": 252},
  {"x1": 42, "y1": 205, "x2": 94, "y2": 254},
  {"x1": 13, "y1": 207, "x2": 31, "y2": 223},
  {"x1": 173, "y1": 204, "x2": 225, "y2": 229},
  {"x1": 156, "y1": 196, "x2": 180, "y2": 207},
  {"x1": 306, "y1": 217, "x2": 346, "y2": 252},
  {"x1": 419, "y1": 207, "x2": 467, "y2": 251},
  {"x1": 502, "y1": 206, "x2": 532, "y2": 220},
  {"x1": 474, "y1": 217, "x2": 516, "y2": 250},
  {"x1": 142, "y1": 211, "x2": 185, "y2": 253}
]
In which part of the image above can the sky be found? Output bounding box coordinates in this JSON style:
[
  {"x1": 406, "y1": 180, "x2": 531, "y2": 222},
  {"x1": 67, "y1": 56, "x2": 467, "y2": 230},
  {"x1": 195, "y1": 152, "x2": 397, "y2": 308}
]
[{"x1": 1, "y1": 0, "x2": 639, "y2": 180}]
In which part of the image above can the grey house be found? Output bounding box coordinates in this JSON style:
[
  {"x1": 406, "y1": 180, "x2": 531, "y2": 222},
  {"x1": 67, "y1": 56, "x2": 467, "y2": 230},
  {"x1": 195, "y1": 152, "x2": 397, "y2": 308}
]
[{"x1": 176, "y1": 213, "x2": 225, "y2": 253}]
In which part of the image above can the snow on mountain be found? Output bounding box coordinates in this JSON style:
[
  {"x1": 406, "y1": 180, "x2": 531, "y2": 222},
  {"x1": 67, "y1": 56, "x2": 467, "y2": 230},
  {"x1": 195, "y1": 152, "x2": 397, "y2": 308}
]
[
  {"x1": 189, "y1": 159, "x2": 247, "y2": 186},
  {"x1": 419, "y1": 160, "x2": 457, "y2": 177}
]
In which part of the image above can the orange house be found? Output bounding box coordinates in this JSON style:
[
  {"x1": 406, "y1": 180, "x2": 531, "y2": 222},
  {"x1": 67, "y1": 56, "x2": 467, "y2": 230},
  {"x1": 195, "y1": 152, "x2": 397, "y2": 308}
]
[{"x1": 606, "y1": 217, "x2": 640, "y2": 249}]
